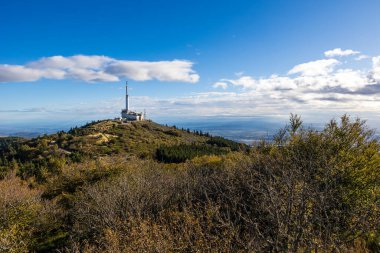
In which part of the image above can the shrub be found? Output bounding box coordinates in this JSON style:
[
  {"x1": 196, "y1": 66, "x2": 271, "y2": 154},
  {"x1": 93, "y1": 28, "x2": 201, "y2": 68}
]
[
  {"x1": 65, "y1": 115, "x2": 380, "y2": 252},
  {"x1": 155, "y1": 144, "x2": 228, "y2": 163},
  {"x1": 0, "y1": 175, "x2": 66, "y2": 252},
  {"x1": 206, "y1": 136, "x2": 248, "y2": 151}
]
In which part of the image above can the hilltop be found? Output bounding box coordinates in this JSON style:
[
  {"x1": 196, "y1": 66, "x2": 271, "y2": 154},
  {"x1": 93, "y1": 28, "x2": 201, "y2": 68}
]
[
  {"x1": 32, "y1": 119, "x2": 211, "y2": 157},
  {"x1": 0, "y1": 119, "x2": 247, "y2": 181}
]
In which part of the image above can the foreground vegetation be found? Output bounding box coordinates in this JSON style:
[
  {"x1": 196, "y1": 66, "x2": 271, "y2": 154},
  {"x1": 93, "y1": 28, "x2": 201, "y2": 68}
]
[{"x1": 0, "y1": 115, "x2": 379, "y2": 252}]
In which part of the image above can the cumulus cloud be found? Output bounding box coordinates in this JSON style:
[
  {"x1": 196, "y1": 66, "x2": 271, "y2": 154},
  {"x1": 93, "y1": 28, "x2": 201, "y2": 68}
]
[
  {"x1": 222, "y1": 76, "x2": 256, "y2": 89},
  {"x1": 212, "y1": 50, "x2": 380, "y2": 117},
  {"x1": 0, "y1": 65, "x2": 43, "y2": 82},
  {"x1": 213, "y1": 82, "x2": 228, "y2": 89},
  {"x1": 372, "y1": 56, "x2": 380, "y2": 82},
  {"x1": 288, "y1": 59, "x2": 339, "y2": 76},
  {"x1": 324, "y1": 48, "x2": 360, "y2": 57},
  {"x1": 355, "y1": 54, "x2": 369, "y2": 61},
  {"x1": 106, "y1": 60, "x2": 199, "y2": 83},
  {"x1": 0, "y1": 55, "x2": 200, "y2": 83}
]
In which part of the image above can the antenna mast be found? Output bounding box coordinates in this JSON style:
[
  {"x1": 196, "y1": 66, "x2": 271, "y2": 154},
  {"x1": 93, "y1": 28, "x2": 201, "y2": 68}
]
[{"x1": 125, "y1": 81, "x2": 129, "y2": 111}]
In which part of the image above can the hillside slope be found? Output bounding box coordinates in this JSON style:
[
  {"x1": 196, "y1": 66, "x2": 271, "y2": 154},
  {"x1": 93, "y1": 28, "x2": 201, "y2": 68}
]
[
  {"x1": 0, "y1": 119, "x2": 247, "y2": 181},
  {"x1": 47, "y1": 120, "x2": 211, "y2": 157}
]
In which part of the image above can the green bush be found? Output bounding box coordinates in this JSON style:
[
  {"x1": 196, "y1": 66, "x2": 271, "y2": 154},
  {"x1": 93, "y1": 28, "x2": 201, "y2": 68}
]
[
  {"x1": 155, "y1": 144, "x2": 228, "y2": 163},
  {"x1": 0, "y1": 176, "x2": 66, "y2": 252},
  {"x1": 206, "y1": 136, "x2": 248, "y2": 151}
]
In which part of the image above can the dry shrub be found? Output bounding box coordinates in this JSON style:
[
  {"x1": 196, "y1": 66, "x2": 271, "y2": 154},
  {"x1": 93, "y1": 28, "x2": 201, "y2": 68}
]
[
  {"x1": 0, "y1": 174, "x2": 65, "y2": 252},
  {"x1": 42, "y1": 155, "x2": 130, "y2": 202},
  {"x1": 0, "y1": 175, "x2": 42, "y2": 252},
  {"x1": 59, "y1": 116, "x2": 380, "y2": 252},
  {"x1": 70, "y1": 159, "x2": 185, "y2": 239},
  {"x1": 69, "y1": 205, "x2": 241, "y2": 253},
  {"x1": 102, "y1": 207, "x2": 239, "y2": 253},
  {"x1": 66, "y1": 156, "x2": 247, "y2": 252}
]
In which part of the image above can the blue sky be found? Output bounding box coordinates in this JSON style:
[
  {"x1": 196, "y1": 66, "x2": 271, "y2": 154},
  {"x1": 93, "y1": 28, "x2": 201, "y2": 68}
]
[{"x1": 1, "y1": 0, "x2": 380, "y2": 128}]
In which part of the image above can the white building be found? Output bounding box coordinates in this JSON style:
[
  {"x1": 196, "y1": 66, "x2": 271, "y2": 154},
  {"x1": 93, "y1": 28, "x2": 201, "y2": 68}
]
[{"x1": 121, "y1": 81, "x2": 144, "y2": 121}]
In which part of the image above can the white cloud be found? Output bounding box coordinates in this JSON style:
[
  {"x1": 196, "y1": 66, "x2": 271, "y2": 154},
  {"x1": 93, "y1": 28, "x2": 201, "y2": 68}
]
[
  {"x1": 331, "y1": 69, "x2": 368, "y2": 91},
  {"x1": 222, "y1": 76, "x2": 256, "y2": 89},
  {"x1": 0, "y1": 55, "x2": 200, "y2": 83},
  {"x1": 355, "y1": 54, "x2": 369, "y2": 61},
  {"x1": 0, "y1": 65, "x2": 43, "y2": 82},
  {"x1": 26, "y1": 55, "x2": 113, "y2": 69},
  {"x1": 256, "y1": 75, "x2": 297, "y2": 91},
  {"x1": 213, "y1": 82, "x2": 228, "y2": 89},
  {"x1": 210, "y1": 52, "x2": 380, "y2": 118},
  {"x1": 373, "y1": 56, "x2": 380, "y2": 82},
  {"x1": 210, "y1": 51, "x2": 380, "y2": 117},
  {"x1": 106, "y1": 60, "x2": 199, "y2": 82},
  {"x1": 67, "y1": 68, "x2": 119, "y2": 82},
  {"x1": 288, "y1": 59, "x2": 339, "y2": 76},
  {"x1": 324, "y1": 48, "x2": 360, "y2": 57}
]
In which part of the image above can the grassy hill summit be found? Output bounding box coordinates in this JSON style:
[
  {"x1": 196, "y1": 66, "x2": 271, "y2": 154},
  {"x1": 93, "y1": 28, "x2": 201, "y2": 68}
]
[
  {"x1": 0, "y1": 115, "x2": 379, "y2": 252},
  {"x1": 0, "y1": 119, "x2": 247, "y2": 181}
]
